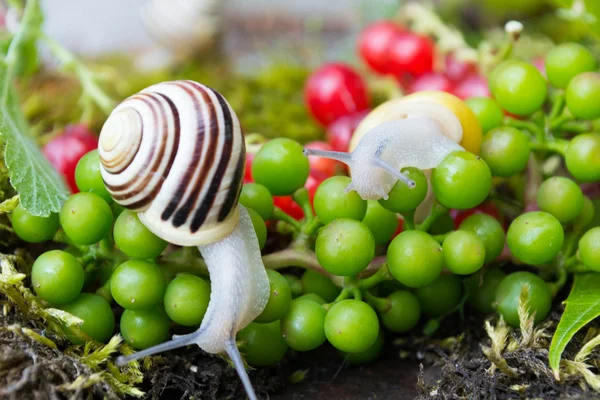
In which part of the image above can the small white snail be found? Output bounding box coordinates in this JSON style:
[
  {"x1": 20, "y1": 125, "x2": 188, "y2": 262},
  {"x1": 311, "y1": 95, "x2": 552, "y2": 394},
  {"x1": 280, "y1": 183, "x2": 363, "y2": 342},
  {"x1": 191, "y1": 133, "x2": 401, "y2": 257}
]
[
  {"x1": 304, "y1": 97, "x2": 471, "y2": 200},
  {"x1": 141, "y1": 0, "x2": 223, "y2": 57},
  {"x1": 99, "y1": 80, "x2": 269, "y2": 400}
]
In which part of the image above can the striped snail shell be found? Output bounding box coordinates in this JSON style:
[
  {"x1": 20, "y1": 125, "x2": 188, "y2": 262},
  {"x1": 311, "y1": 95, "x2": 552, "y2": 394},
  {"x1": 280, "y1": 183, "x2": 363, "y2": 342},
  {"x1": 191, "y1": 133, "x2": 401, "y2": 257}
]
[{"x1": 99, "y1": 80, "x2": 245, "y2": 246}]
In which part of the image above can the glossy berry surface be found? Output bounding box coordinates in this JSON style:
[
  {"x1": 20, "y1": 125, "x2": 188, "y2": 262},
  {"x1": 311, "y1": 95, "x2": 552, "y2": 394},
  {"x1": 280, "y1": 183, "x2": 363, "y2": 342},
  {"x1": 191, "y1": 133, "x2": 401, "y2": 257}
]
[
  {"x1": 415, "y1": 274, "x2": 462, "y2": 318},
  {"x1": 452, "y1": 74, "x2": 491, "y2": 100},
  {"x1": 361, "y1": 200, "x2": 400, "y2": 246},
  {"x1": 407, "y1": 72, "x2": 454, "y2": 93},
  {"x1": 305, "y1": 63, "x2": 369, "y2": 126},
  {"x1": 378, "y1": 167, "x2": 428, "y2": 213},
  {"x1": 31, "y1": 250, "x2": 84, "y2": 305},
  {"x1": 459, "y1": 213, "x2": 505, "y2": 264},
  {"x1": 379, "y1": 290, "x2": 421, "y2": 333},
  {"x1": 387, "y1": 230, "x2": 443, "y2": 288},
  {"x1": 537, "y1": 177, "x2": 584, "y2": 224},
  {"x1": 465, "y1": 97, "x2": 504, "y2": 134},
  {"x1": 358, "y1": 21, "x2": 404, "y2": 74},
  {"x1": 74, "y1": 150, "x2": 112, "y2": 203},
  {"x1": 281, "y1": 299, "x2": 327, "y2": 351},
  {"x1": 11, "y1": 204, "x2": 59, "y2": 243},
  {"x1": 163, "y1": 274, "x2": 210, "y2": 326},
  {"x1": 255, "y1": 269, "x2": 292, "y2": 323},
  {"x1": 316, "y1": 219, "x2": 375, "y2": 276},
  {"x1": 489, "y1": 61, "x2": 547, "y2": 116},
  {"x1": 464, "y1": 268, "x2": 506, "y2": 313},
  {"x1": 59, "y1": 192, "x2": 113, "y2": 245},
  {"x1": 113, "y1": 210, "x2": 168, "y2": 259},
  {"x1": 43, "y1": 124, "x2": 98, "y2": 193},
  {"x1": 579, "y1": 227, "x2": 600, "y2": 271},
  {"x1": 120, "y1": 306, "x2": 171, "y2": 350},
  {"x1": 343, "y1": 329, "x2": 385, "y2": 365},
  {"x1": 61, "y1": 293, "x2": 115, "y2": 344},
  {"x1": 237, "y1": 321, "x2": 288, "y2": 366},
  {"x1": 326, "y1": 110, "x2": 369, "y2": 152},
  {"x1": 432, "y1": 151, "x2": 492, "y2": 210},
  {"x1": 495, "y1": 271, "x2": 552, "y2": 327},
  {"x1": 565, "y1": 133, "x2": 600, "y2": 182},
  {"x1": 545, "y1": 43, "x2": 596, "y2": 88},
  {"x1": 507, "y1": 211, "x2": 564, "y2": 265},
  {"x1": 239, "y1": 183, "x2": 274, "y2": 221},
  {"x1": 247, "y1": 208, "x2": 267, "y2": 249},
  {"x1": 480, "y1": 127, "x2": 530, "y2": 178},
  {"x1": 110, "y1": 260, "x2": 166, "y2": 310},
  {"x1": 442, "y1": 230, "x2": 486, "y2": 275},
  {"x1": 566, "y1": 72, "x2": 600, "y2": 120},
  {"x1": 388, "y1": 32, "x2": 435, "y2": 78},
  {"x1": 314, "y1": 176, "x2": 367, "y2": 224},
  {"x1": 252, "y1": 138, "x2": 310, "y2": 196},
  {"x1": 324, "y1": 299, "x2": 379, "y2": 353}
]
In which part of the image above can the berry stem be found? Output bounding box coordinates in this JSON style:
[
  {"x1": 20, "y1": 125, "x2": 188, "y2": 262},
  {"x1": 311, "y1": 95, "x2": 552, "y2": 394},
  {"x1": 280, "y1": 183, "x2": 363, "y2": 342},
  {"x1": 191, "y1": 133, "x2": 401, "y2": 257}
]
[
  {"x1": 547, "y1": 266, "x2": 567, "y2": 297},
  {"x1": 505, "y1": 118, "x2": 544, "y2": 140},
  {"x1": 357, "y1": 263, "x2": 394, "y2": 290},
  {"x1": 524, "y1": 155, "x2": 542, "y2": 212},
  {"x1": 363, "y1": 291, "x2": 390, "y2": 313},
  {"x1": 271, "y1": 207, "x2": 303, "y2": 232},
  {"x1": 432, "y1": 231, "x2": 452, "y2": 244},
  {"x1": 261, "y1": 248, "x2": 344, "y2": 286},
  {"x1": 549, "y1": 92, "x2": 566, "y2": 121},
  {"x1": 292, "y1": 187, "x2": 314, "y2": 220},
  {"x1": 401, "y1": 211, "x2": 416, "y2": 231},
  {"x1": 417, "y1": 201, "x2": 448, "y2": 232},
  {"x1": 529, "y1": 139, "x2": 568, "y2": 156}
]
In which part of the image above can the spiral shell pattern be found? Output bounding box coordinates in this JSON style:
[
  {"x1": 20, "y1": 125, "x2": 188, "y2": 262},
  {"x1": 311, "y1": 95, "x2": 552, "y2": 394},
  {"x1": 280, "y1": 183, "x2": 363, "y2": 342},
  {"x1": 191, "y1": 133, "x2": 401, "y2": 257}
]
[{"x1": 99, "y1": 80, "x2": 245, "y2": 246}]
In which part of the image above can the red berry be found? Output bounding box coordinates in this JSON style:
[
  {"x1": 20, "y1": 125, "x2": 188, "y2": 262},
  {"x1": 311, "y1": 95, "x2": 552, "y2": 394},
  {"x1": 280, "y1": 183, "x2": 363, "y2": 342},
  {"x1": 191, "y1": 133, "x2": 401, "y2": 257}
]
[
  {"x1": 451, "y1": 201, "x2": 501, "y2": 229},
  {"x1": 304, "y1": 141, "x2": 339, "y2": 176},
  {"x1": 452, "y1": 74, "x2": 490, "y2": 100},
  {"x1": 388, "y1": 32, "x2": 435, "y2": 79},
  {"x1": 532, "y1": 57, "x2": 546, "y2": 78},
  {"x1": 43, "y1": 124, "x2": 98, "y2": 193},
  {"x1": 358, "y1": 21, "x2": 404, "y2": 74},
  {"x1": 243, "y1": 152, "x2": 255, "y2": 183},
  {"x1": 305, "y1": 63, "x2": 370, "y2": 126},
  {"x1": 392, "y1": 216, "x2": 405, "y2": 239},
  {"x1": 407, "y1": 72, "x2": 454, "y2": 93},
  {"x1": 326, "y1": 109, "x2": 370, "y2": 152},
  {"x1": 444, "y1": 54, "x2": 477, "y2": 82}
]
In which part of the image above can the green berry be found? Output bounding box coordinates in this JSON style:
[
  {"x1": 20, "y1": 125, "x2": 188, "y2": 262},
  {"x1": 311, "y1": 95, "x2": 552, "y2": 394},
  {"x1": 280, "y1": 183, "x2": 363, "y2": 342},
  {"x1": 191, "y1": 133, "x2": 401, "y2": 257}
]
[
  {"x1": 281, "y1": 299, "x2": 327, "y2": 351},
  {"x1": 480, "y1": 127, "x2": 530, "y2": 178},
  {"x1": 379, "y1": 290, "x2": 421, "y2": 333},
  {"x1": 362, "y1": 200, "x2": 399, "y2": 246},
  {"x1": 507, "y1": 211, "x2": 564, "y2": 265},
  {"x1": 566, "y1": 72, "x2": 600, "y2": 120},
  {"x1": 301, "y1": 270, "x2": 341, "y2": 303},
  {"x1": 237, "y1": 321, "x2": 288, "y2": 366},
  {"x1": 316, "y1": 219, "x2": 375, "y2": 276},
  {"x1": 545, "y1": 43, "x2": 596, "y2": 88},
  {"x1": 314, "y1": 176, "x2": 367, "y2": 224},
  {"x1": 459, "y1": 213, "x2": 505, "y2": 264},
  {"x1": 255, "y1": 269, "x2": 292, "y2": 323},
  {"x1": 239, "y1": 183, "x2": 274, "y2": 221},
  {"x1": 465, "y1": 97, "x2": 504, "y2": 134},
  {"x1": 295, "y1": 293, "x2": 326, "y2": 304},
  {"x1": 415, "y1": 275, "x2": 462, "y2": 318},
  {"x1": 252, "y1": 138, "x2": 310, "y2": 196},
  {"x1": 247, "y1": 208, "x2": 267, "y2": 249},
  {"x1": 537, "y1": 177, "x2": 584, "y2": 224},
  {"x1": 442, "y1": 230, "x2": 486, "y2": 275},
  {"x1": 464, "y1": 268, "x2": 506, "y2": 313},
  {"x1": 74, "y1": 150, "x2": 112, "y2": 203},
  {"x1": 495, "y1": 271, "x2": 552, "y2": 327},
  {"x1": 61, "y1": 293, "x2": 115, "y2": 344},
  {"x1": 283, "y1": 274, "x2": 303, "y2": 297},
  {"x1": 387, "y1": 230, "x2": 443, "y2": 288},
  {"x1": 579, "y1": 227, "x2": 600, "y2": 271},
  {"x1": 324, "y1": 300, "x2": 379, "y2": 353},
  {"x1": 164, "y1": 274, "x2": 210, "y2": 326},
  {"x1": 11, "y1": 204, "x2": 59, "y2": 243},
  {"x1": 60, "y1": 192, "x2": 113, "y2": 245},
  {"x1": 31, "y1": 250, "x2": 84, "y2": 305},
  {"x1": 113, "y1": 210, "x2": 168, "y2": 259},
  {"x1": 490, "y1": 60, "x2": 548, "y2": 116},
  {"x1": 111, "y1": 260, "x2": 166, "y2": 310},
  {"x1": 378, "y1": 167, "x2": 428, "y2": 213},
  {"x1": 432, "y1": 151, "x2": 492, "y2": 210},
  {"x1": 342, "y1": 329, "x2": 384, "y2": 365},
  {"x1": 120, "y1": 306, "x2": 171, "y2": 350},
  {"x1": 565, "y1": 133, "x2": 600, "y2": 182}
]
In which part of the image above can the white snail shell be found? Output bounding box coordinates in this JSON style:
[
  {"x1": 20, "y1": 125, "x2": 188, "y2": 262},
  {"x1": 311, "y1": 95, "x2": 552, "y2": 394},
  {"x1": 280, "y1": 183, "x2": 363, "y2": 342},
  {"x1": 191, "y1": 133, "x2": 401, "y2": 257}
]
[
  {"x1": 99, "y1": 80, "x2": 245, "y2": 246},
  {"x1": 141, "y1": 0, "x2": 222, "y2": 56}
]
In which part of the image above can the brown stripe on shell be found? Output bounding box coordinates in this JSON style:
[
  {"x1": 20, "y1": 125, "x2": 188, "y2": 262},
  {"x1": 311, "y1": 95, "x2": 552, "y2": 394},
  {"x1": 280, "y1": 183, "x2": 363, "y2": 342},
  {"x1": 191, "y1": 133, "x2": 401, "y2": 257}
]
[
  {"x1": 218, "y1": 136, "x2": 245, "y2": 222},
  {"x1": 190, "y1": 86, "x2": 234, "y2": 232}
]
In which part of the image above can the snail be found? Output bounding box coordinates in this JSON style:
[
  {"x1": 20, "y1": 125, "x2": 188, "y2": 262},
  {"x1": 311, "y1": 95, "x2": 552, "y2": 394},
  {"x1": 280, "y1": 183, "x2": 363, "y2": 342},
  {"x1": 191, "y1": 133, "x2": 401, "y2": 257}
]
[
  {"x1": 304, "y1": 91, "x2": 482, "y2": 210},
  {"x1": 99, "y1": 80, "x2": 269, "y2": 400},
  {"x1": 141, "y1": 0, "x2": 223, "y2": 58}
]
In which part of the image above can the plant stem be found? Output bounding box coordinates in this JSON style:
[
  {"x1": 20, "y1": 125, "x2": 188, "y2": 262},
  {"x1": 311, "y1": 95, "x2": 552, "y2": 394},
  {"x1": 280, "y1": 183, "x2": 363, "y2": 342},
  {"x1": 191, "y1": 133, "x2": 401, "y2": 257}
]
[
  {"x1": 357, "y1": 263, "x2": 394, "y2": 290},
  {"x1": 401, "y1": 211, "x2": 415, "y2": 230},
  {"x1": 261, "y1": 248, "x2": 344, "y2": 286},
  {"x1": 39, "y1": 34, "x2": 116, "y2": 115},
  {"x1": 524, "y1": 155, "x2": 542, "y2": 212},
  {"x1": 529, "y1": 139, "x2": 568, "y2": 156},
  {"x1": 505, "y1": 118, "x2": 544, "y2": 140},
  {"x1": 548, "y1": 266, "x2": 567, "y2": 297},
  {"x1": 292, "y1": 187, "x2": 314, "y2": 220},
  {"x1": 271, "y1": 207, "x2": 302, "y2": 232},
  {"x1": 417, "y1": 201, "x2": 448, "y2": 232},
  {"x1": 433, "y1": 231, "x2": 452, "y2": 244},
  {"x1": 549, "y1": 92, "x2": 566, "y2": 120},
  {"x1": 363, "y1": 291, "x2": 390, "y2": 313}
]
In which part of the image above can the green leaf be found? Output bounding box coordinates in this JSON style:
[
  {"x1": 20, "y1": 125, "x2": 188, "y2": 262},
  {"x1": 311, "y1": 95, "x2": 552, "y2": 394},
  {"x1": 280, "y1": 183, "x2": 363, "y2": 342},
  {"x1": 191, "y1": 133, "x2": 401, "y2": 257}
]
[{"x1": 549, "y1": 273, "x2": 600, "y2": 379}]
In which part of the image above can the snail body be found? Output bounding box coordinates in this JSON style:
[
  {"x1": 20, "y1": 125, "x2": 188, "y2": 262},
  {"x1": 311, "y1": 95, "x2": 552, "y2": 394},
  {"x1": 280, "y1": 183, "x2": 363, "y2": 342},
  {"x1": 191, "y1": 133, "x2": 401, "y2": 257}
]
[
  {"x1": 99, "y1": 80, "x2": 269, "y2": 400},
  {"x1": 304, "y1": 92, "x2": 482, "y2": 201}
]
